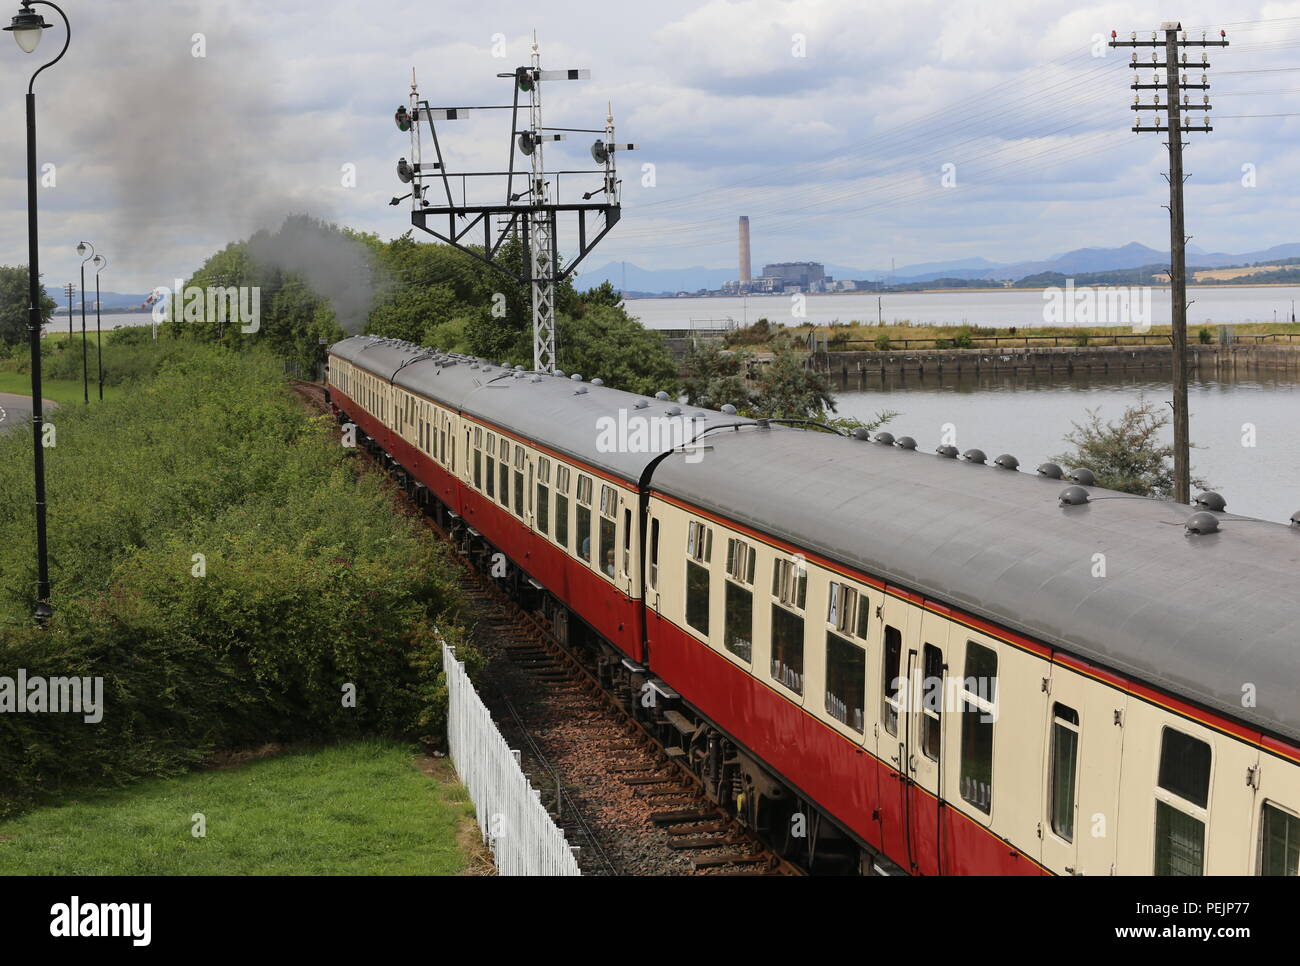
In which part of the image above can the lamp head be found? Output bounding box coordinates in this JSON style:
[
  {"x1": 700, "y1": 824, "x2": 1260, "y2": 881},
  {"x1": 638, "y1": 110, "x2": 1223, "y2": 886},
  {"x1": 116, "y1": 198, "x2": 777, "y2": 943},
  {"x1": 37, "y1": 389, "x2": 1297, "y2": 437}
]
[
  {"x1": 77, "y1": 241, "x2": 88, "y2": 256},
  {"x1": 4, "y1": 4, "x2": 50, "y2": 54}
]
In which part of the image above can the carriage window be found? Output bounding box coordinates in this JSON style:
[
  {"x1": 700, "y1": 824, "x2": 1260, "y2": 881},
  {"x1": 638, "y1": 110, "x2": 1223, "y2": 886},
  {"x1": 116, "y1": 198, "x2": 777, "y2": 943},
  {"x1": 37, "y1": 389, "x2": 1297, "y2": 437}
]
[
  {"x1": 1260, "y1": 802, "x2": 1300, "y2": 876},
  {"x1": 959, "y1": 641, "x2": 997, "y2": 814},
  {"x1": 554, "y1": 466, "x2": 570, "y2": 550},
  {"x1": 499, "y1": 456, "x2": 510, "y2": 509},
  {"x1": 598, "y1": 486, "x2": 617, "y2": 578},
  {"x1": 575, "y1": 474, "x2": 593, "y2": 562},
  {"x1": 725, "y1": 538, "x2": 756, "y2": 584},
  {"x1": 622, "y1": 508, "x2": 632, "y2": 575},
  {"x1": 1049, "y1": 703, "x2": 1080, "y2": 842},
  {"x1": 687, "y1": 520, "x2": 712, "y2": 564},
  {"x1": 1155, "y1": 728, "x2": 1211, "y2": 876},
  {"x1": 513, "y1": 447, "x2": 524, "y2": 518},
  {"x1": 535, "y1": 460, "x2": 550, "y2": 536},
  {"x1": 686, "y1": 561, "x2": 710, "y2": 636},
  {"x1": 826, "y1": 631, "x2": 865, "y2": 733},
  {"x1": 1158, "y1": 728, "x2": 1211, "y2": 809},
  {"x1": 724, "y1": 581, "x2": 753, "y2": 662},
  {"x1": 722, "y1": 537, "x2": 755, "y2": 660},
  {"x1": 770, "y1": 603, "x2": 804, "y2": 694},
  {"x1": 828, "y1": 582, "x2": 858, "y2": 635},
  {"x1": 772, "y1": 557, "x2": 806, "y2": 610},
  {"x1": 855, "y1": 592, "x2": 870, "y2": 639},
  {"x1": 921, "y1": 643, "x2": 942, "y2": 761},
  {"x1": 485, "y1": 433, "x2": 496, "y2": 497},
  {"x1": 649, "y1": 518, "x2": 660, "y2": 589},
  {"x1": 882, "y1": 624, "x2": 902, "y2": 737}
]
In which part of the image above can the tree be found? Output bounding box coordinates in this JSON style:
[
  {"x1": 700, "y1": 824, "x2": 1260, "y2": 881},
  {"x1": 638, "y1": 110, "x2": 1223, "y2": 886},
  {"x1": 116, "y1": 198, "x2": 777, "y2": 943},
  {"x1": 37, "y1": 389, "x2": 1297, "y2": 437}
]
[
  {"x1": 1055, "y1": 398, "x2": 1205, "y2": 499},
  {"x1": 683, "y1": 332, "x2": 894, "y2": 433},
  {"x1": 556, "y1": 304, "x2": 678, "y2": 396},
  {"x1": 0, "y1": 265, "x2": 57, "y2": 348}
]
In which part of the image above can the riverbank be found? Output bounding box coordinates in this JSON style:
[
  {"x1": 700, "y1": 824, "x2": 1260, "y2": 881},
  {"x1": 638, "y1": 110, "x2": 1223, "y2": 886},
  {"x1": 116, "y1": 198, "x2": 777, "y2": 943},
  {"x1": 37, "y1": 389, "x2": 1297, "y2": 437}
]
[{"x1": 811, "y1": 342, "x2": 1300, "y2": 384}]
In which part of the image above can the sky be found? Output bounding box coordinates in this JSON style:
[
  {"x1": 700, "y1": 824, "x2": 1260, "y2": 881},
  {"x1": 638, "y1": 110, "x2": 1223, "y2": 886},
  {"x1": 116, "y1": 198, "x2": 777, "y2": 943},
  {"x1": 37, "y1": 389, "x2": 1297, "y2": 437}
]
[{"x1": 2, "y1": 0, "x2": 1300, "y2": 292}]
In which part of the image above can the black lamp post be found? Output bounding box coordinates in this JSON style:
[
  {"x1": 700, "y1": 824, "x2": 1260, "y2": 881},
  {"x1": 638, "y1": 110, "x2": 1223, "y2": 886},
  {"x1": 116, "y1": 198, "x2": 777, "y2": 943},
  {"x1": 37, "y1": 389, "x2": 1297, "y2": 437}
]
[
  {"x1": 6, "y1": 0, "x2": 69, "y2": 623},
  {"x1": 77, "y1": 240, "x2": 92, "y2": 404},
  {"x1": 93, "y1": 253, "x2": 106, "y2": 400}
]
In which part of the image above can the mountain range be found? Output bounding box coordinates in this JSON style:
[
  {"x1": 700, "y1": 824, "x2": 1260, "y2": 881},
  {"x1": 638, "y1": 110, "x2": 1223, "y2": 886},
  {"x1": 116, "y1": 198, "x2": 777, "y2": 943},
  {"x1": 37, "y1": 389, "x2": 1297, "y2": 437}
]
[
  {"x1": 43, "y1": 288, "x2": 155, "y2": 312},
  {"x1": 576, "y1": 242, "x2": 1300, "y2": 294}
]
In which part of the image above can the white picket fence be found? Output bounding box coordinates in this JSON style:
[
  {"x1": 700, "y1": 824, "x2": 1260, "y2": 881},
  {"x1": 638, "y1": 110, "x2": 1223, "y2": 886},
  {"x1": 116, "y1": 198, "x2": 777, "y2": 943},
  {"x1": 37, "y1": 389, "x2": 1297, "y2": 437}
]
[{"x1": 442, "y1": 641, "x2": 582, "y2": 876}]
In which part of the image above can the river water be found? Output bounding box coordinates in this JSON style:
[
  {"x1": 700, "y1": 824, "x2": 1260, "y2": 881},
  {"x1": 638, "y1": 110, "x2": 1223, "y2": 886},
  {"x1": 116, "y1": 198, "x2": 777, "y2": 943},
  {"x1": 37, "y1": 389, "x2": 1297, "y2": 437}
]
[
  {"x1": 830, "y1": 370, "x2": 1300, "y2": 525},
  {"x1": 626, "y1": 286, "x2": 1300, "y2": 330}
]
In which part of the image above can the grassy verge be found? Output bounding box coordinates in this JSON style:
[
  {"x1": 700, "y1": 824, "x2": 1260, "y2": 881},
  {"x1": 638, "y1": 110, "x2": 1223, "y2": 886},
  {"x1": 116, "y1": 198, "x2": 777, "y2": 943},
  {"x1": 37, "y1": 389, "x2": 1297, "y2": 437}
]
[
  {"x1": 0, "y1": 370, "x2": 124, "y2": 405},
  {"x1": 0, "y1": 740, "x2": 485, "y2": 875}
]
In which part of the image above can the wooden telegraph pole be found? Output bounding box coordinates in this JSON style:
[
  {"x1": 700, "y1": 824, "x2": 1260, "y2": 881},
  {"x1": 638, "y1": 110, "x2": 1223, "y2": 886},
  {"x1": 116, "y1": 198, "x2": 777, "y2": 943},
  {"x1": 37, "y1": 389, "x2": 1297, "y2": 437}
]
[{"x1": 1109, "y1": 22, "x2": 1228, "y2": 504}]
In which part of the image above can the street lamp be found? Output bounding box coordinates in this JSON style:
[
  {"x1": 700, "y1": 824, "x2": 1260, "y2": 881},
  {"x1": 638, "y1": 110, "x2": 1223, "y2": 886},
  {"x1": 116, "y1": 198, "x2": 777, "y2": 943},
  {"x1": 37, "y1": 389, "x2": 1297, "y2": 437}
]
[
  {"x1": 7, "y1": 0, "x2": 70, "y2": 624},
  {"x1": 77, "y1": 240, "x2": 92, "y2": 404},
  {"x1": 93, "y1": 253, "x2": 106, "y2": 400}
]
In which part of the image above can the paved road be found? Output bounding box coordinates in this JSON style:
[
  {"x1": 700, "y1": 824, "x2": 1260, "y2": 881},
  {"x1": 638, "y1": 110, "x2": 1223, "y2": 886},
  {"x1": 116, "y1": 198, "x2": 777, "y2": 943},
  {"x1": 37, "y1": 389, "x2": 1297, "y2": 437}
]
[{"x1": 0, "y1": 392, "x2": 58, "y2": 434}]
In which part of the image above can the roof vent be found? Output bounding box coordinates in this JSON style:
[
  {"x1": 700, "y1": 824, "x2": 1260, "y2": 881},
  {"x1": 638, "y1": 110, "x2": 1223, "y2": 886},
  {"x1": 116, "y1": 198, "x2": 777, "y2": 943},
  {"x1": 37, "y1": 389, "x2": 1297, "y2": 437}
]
[
  {"x1": 591, "y1": 378, "x2": 605, "y2": 386},
  {"x1": 655, "y1": 391, "x2": 670, "y2": 401},
  {"x1": 896, "y1": 436, "x2": 917, "y2": 450},
  {"x1": 1037, "y1": 462, "x2": 1063, "y2": 479},
  {"x1": 1185, "y1": 511, "x2": 1220, "y2": 535},
  {"x1": 514, "y1": 365, "x2": 525, "y2": 371},
  {"x1": 852, "y1": 427, "x2": 872, "y2": 441},
  {"x1": 574, "y1": 386, "x2": 589, "y2": 395},
  {"x1": 721, "y1": 404, "x2": 737, "y2": 415},
  {"x1": 555, "y1": 369, "x2": 566, "y2": 377},
  {"x1": 530, "y1": 375, "x2": 542, "y2": 383},
  {"x1": 1060, "y1": 485, "x2": 1090, "y2": 506},
  {"x1": 874, "y1": 432, "x2": 895, "y2": 445},
  {"x1": 994, "y1": 454, "x2": 1019, "y2": 470},
  {"x1": 635, "y1": 399, "x2": 649, "y2": 409},
  {"x1": 667, "y1": 406, "x2": 681, "y2": 416},
  {"x1": 1291, "y1": 510, "x2": 1300, "y2": 528},
  {"x1": 962, "y1": 448, "x2": 987, "y2": 464},
  {"x1": 936, "y1": 445, "x2": 959, "y2": 459},
  {"x1": 514, "y1": 371, "x2": 526, "y2": 379},
  {"x1": 1194, "y1": 490, "x2": 1226, "y2": 512},
  {"x1": 470, "y1": 363, "x2": 481, "y2": 370},
  {"x1": 1069, "y1": 467, "x2": 1096, "y2": 486},
  {"x1": 570, "y1": 373, "x2": 583, "y2": 381}
]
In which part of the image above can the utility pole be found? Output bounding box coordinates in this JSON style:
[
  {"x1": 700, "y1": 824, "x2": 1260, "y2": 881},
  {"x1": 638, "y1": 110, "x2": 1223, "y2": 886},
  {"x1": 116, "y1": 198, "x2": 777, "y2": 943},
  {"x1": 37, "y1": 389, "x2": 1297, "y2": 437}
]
[
  {"x1": 1110, "y1": 22, "x2": 1228, "y2": 505},
  {"x1": 395, "y1": 37, "x2": 633, "y2": 374},
  {"x1": 62, "y1": 281, "x2": 74, "y2": 341}
]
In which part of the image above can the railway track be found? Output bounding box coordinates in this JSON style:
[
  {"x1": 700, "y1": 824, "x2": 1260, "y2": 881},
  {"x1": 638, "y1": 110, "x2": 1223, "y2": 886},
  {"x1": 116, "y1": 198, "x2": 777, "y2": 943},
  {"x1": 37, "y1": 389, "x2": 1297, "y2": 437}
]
[{"x1": 290, "y1": 379, "x2": 801, "y2": 875}]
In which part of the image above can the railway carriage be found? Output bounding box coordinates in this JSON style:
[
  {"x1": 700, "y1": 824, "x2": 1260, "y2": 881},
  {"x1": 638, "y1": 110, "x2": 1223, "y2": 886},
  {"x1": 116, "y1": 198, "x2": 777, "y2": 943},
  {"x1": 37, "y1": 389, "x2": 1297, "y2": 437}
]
[{"x1": 327, "y1": 334, "x2": 1300, "y2": 876}]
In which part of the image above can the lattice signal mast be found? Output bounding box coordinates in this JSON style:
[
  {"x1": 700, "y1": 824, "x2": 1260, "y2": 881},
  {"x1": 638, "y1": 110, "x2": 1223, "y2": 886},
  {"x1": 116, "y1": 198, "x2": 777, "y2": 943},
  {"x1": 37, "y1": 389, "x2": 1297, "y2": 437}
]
[
  {"x1": 1108, "y1": 22, "x2": 1228, "y2": 505},
  {"x1": 392, "y1": 37, "x2": 635, "y2": 373}
]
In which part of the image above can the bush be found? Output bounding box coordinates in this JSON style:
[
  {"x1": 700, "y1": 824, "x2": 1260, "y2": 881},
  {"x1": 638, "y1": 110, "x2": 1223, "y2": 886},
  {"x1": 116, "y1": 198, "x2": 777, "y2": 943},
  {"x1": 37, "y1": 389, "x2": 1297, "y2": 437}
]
[
  {"x1": 1198, "y1": 326, "x2": 1213, "y2": 344},
  {"x1": 875, "y1": 333, "x2": 892, "y2": 351},
  {"x1": 0, "y1": 347, "x2": 467, "y2": 816}
]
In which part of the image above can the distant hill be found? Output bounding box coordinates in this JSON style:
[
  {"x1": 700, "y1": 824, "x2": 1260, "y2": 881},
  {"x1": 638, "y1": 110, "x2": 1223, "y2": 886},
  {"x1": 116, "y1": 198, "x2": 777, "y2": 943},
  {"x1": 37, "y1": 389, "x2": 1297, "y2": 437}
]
[
  {"x1": 44, "y1": 287, "x2": 154, "y2": 311},
  {"x1": 578, "y1": 241, "x2": 1300, "y2": 294}
]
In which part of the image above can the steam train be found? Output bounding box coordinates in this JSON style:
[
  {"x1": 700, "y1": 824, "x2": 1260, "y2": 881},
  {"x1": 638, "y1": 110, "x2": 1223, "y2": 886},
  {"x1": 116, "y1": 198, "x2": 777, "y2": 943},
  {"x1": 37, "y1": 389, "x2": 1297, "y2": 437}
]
[{"x1": 327, "y1": 334, "x2": 1300, "y2": 876}]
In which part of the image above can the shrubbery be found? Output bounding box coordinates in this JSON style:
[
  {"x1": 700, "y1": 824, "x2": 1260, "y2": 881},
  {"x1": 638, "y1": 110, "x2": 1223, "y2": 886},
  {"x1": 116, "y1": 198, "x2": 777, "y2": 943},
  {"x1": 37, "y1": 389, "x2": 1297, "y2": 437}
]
[{"x1": 0, "y1": 347, "x2": 468, "y2": 816}]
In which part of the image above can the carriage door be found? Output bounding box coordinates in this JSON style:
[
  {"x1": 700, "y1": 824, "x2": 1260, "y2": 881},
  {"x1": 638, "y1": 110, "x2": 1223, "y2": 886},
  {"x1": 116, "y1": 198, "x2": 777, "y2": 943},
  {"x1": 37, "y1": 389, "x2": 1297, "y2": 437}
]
[
  {"x1": 875, "y1": 591, "x2": 914, "y2": 869},
  {"x1": 1040, "y1": 663, "x2": 1126, "y2": 876},
  {"x1": 905, "y1": 609, "x2": 949, "y2": 875}
]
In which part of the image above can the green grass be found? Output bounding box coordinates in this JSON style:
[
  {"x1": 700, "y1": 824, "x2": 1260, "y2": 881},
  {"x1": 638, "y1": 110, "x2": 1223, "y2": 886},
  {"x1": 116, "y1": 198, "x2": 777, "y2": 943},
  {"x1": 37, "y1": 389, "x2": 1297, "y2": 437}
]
[
  {"x1": 0, "y1": 369, "x2": 124, "y2": 405},
  {"x1": 0, "y1": 740, "x2": 479, "y2": 875}
]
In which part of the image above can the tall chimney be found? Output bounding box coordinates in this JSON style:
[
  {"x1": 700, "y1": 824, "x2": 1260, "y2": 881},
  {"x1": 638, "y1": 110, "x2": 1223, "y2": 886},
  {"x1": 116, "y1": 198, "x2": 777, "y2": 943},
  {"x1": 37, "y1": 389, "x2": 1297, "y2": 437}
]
[{"x1": 738, "y1": 216, "x2": 751, "y2": 287}]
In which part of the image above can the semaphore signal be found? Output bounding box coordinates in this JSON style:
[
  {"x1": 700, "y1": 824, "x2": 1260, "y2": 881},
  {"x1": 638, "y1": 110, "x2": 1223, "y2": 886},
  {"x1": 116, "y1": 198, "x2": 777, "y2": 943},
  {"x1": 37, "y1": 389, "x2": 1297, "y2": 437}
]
[{"x1": 392, "y1": 35, "x2": 634, "y2": 374}]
